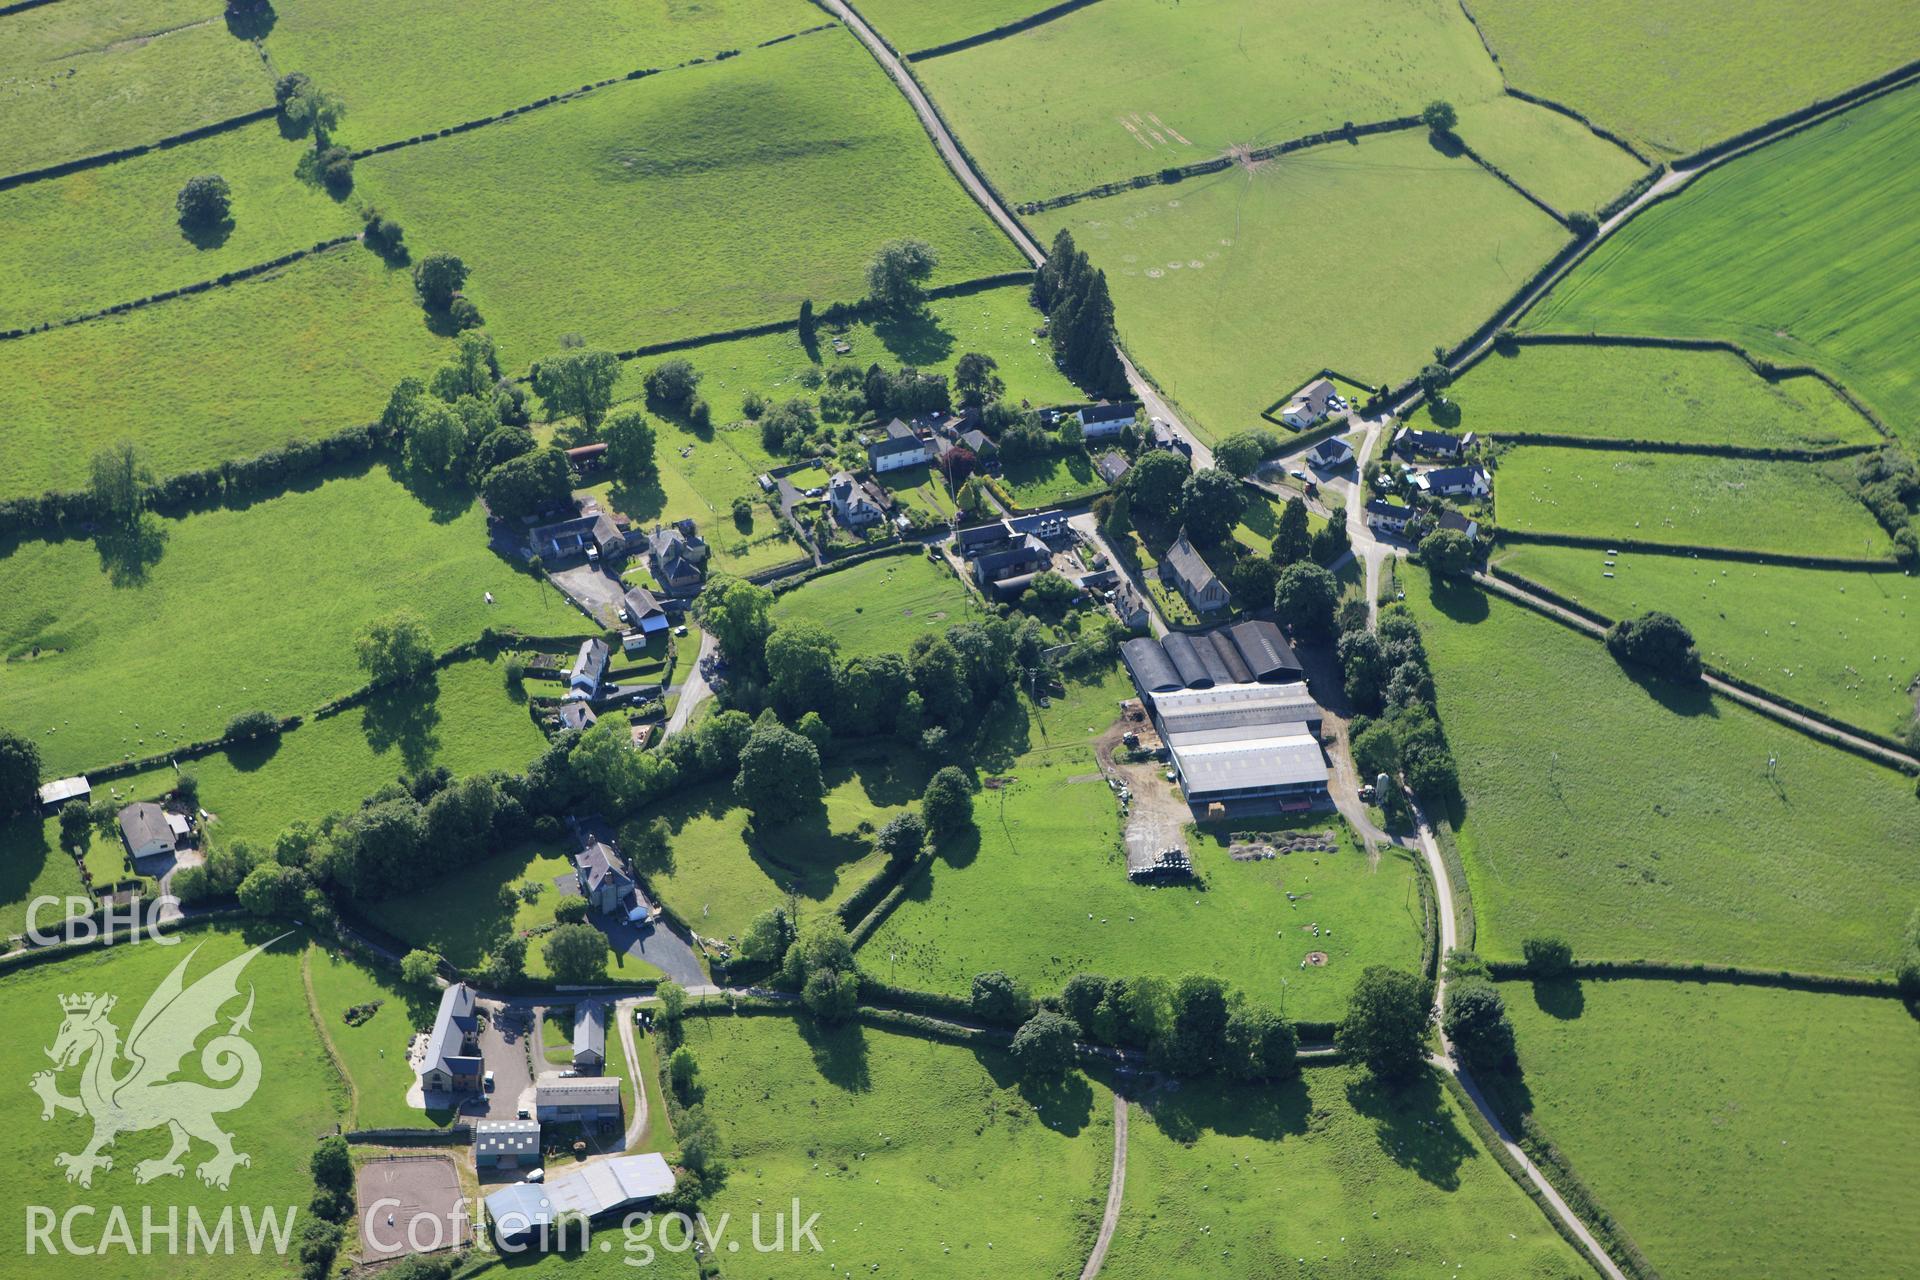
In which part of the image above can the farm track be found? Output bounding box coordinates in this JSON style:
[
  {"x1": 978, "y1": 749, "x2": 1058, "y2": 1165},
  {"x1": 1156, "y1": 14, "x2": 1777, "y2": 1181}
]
[{"x1": 1079, "y1": 1090, "x2": 1127, "y2": 1280}]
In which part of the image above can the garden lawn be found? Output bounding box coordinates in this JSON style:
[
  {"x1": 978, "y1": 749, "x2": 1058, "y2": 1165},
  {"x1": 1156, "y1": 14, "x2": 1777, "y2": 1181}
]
[
  {"x1": 878, "y1": 462, "x2": 958, "y2": 521},
  {"x1": 614, "y1": 284, "x2": 1080, "y2": 418},
  {"x1": 1496, "y1": 979, "x2": 1920, "y2": 1280},
  {"x1": 1032, "y1": 132, "x2": 1567, "y2": 444},
  {"x1": 918, "y1": 0, "x2": 1503, "y2": 202},
  {"x1": 770, "y1": 554, "x2": 981, "y2": 657},
  {"x1": 1526, "y1": 84, "x2": 1920, "y2": 453},
  {"x1": 998, "y1": 449, "x2": 1105, "y2": 508},
  {"x1": 860, "y1": 0, "x2": 1056, "y2": 55},
  {"x1": 1494, "y1": 447, "x2": 1891, "y2": 558},
  {"x1": 585, "y1": 438, "x2": 804, "y2": 579},
  {"x1": 1405, "y1": 574, "x2": 1920, "y2": 974},
  {"x1": 262, "y1": 0, "x2": 818, "y2": 148},
  {"x1": 304, "y1": 942, "x2": 453, "y2": 1129},
  {"x1": 354, "y1": 28, "x2": 1027, "y2": 370},
  {"x1": 1103, "y1": 1063, "x2": 1587, "y2": 1280},
  {"x1": 0, "y1": 0, "x2": 272, "y2": 176},
  {"x1": 0, "y1": 815, "x2": 86, "y2": 943},
  {"x1": 0, "y1": 924, "x2": 345, "y2": 1280},
  {"x1": 1497, "y1": 544, "x2": 1920, "y2": 740},
  {"x1": 96, "y1": 654, "x2": 550, "y2": 847},
  {"x1": 644, "y1": 748, "x2": 933, "y2": 943},
  {"x1": 1464, "y1": 0, "x2": 1920, "y2": 159},
  {"x1": 1407, "y1": 342, "x2": 1884, "y2": 450},
  {"x1": 0, "y1": 466, "x2": 569, "y2": 777},
  {"x1": 1452, "y1": 95, "x2": 1648, "y2": 216},
  {"x1": 1232, "y1": 492, "x2": 1328, "y2": 556},
  {"x1": 679, "y1": 1010, "x2": 1112, "y2": 1280},
  {"x1": 0, "y1": 119, "x2": 359, "y2": 332},
  {"x1": 0, "y1": 246, "x2": 444, "y2": 498}
]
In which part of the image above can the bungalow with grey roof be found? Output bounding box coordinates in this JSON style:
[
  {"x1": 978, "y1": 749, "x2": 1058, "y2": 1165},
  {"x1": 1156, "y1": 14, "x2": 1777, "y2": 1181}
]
[
  {"x1": 1392, "y1": 428, "x2": 1475, "y2": 461},
  {"x1": 420, "y1": 983, "x2": 484, "y2": 1094},
  {"x1": 1159, "y1": 530, "x2": 1229, "y2": 614},
  {"x1": 556, "y1": 702, "x2": 598, "y2": 733},
  {"x1": 1305, "y1": 436, "x2": 1354, "y2": 470},
  {"x1": 1435, "y1": 507, "x2": 1481, "y2": 542},
  {"x1": 1280, "y1": 379, "x2": 1336, "y2": 429},
  {"x1": 117, "y1": 802, "x2": 177, "y2": 860}
]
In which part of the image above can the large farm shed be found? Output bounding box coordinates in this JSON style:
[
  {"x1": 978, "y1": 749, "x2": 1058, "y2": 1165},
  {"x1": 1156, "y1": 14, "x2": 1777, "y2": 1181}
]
[{"x1": 485, "y1": 1153, "x2": 676, "y2": 1244}]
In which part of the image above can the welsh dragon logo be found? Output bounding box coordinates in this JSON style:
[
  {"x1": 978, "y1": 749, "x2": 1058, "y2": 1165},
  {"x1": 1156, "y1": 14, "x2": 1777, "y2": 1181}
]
[{"x1": 28, "y1": 936, "x2": 283, "y2": 1190}]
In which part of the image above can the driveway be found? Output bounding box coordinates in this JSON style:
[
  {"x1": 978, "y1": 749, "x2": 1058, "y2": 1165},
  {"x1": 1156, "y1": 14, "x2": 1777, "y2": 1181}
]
[
  {"x1": 549, "y1": 560, "x2": 626, "y2": 629},
  {"x1": 467, "y1": 1001, "x2": 535, "y2": 1120}
]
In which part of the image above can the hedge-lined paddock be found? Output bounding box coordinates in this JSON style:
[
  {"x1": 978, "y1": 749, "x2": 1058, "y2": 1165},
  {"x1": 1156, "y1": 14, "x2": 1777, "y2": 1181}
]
[{"x1": 1499, "y1": 86, "x2": 1652, "y2": 166}]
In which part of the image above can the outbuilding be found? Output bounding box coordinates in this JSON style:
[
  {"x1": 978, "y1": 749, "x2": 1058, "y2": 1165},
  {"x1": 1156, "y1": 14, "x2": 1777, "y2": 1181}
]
[{"x1": 474, "y1": 1119, "x2": 541, "y2": 1170}]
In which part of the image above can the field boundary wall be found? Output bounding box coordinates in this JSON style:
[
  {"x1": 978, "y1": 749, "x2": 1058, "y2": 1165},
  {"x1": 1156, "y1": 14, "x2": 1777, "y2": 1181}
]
[
  {"x1": 0, "y1": 106, "x2": 277, "y2": 193},
  {"x1": 908, "y1": 0, "x2": 1109, "y2": 61}
]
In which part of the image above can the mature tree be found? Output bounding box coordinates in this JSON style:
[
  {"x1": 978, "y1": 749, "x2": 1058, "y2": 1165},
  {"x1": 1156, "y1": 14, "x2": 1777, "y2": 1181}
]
[
  {"x1": 530, "y1": 348, "x2": 620, "y2": 428},
  {"x1": 1418, "y1": 361, "x2": 1452, "y2": 402},
  {"x1": 433, "y1": 330, "x2": 498, "y2": 402},
  {"x1": 1271, "y1": 495, "x2": 1313, "y2": 565},
  {"x1": 1166, "y1": 974, "x2": 1230, "y2": 1074},
  {"x1": 1213, "y1": 430, "x2": 1276, "y2": 478},
  {"x1": 175, "y1": 174, "x2": 232, "y2": 229},
  {"x1": 403, "y1": 399, "x2": 468, "y2": 477},
  {"x1": 695, "y1": 575, "x2": 774, "y2": 671},
  {"x1": 1350, "y1": 719, "x2": 1401, "y2": 784},
  {"x1": 411, "y1": 252, "x2": 469, "y2": 311},
  {"x1": 953, "y1": 352, "x2": 1004, "y2": 408},
  {"x1": 1178, "y1": 468, "x2": 1241, "y2": 546},
  {"x1": 667, "y1": 1046, "x2": 700, "y2": 1101},
  {"x1": 1223, "y1": 1005, "x2": 1299, "y2": 1081},
  {"x1": 283, "y1": 79, "x2": 345, "y2": 144},
  {"x1": 471, "y1": 424, "x2": 535, "y2": 481},
  {"x1": 1421, "y1": 100, "x2": 1458, "y2": 135},
  {"x1": 57, "y1": 802, "x2": 92, "y2": 854},
  {"x1": 739, "y1": 906, "x2": 794, "y2": 967},
  {"x1": 311, "y1": 1135, "x2": 352, "y2": 1194},
  {"x1": 765, "y1": 622, "x2": 840, "y2": 719},
  {"x1": 1026, "y1": 569, "x2": 1080, "y2": 609},
  {"x1": 874, "y1": 813, "x2": 926, "y2": 867},
  {"x1": 920, "y1": 765, "x2": 974, "y2": 840},
  {"x1": 1338, "y1": 630, "x2": 1387, "y2": 713},
  {"x1": 1336, "y1": 965, "x2": 1432, "y2": 1083},
  {"x1": 88, "y1": 441, "x2": 154, "y2": 529},
  {"x1": 1311, "y1": 514, "x2": 1351, "y2": 566},
  {"x1": 602, "y1": 410, "x2": 658, "y2": 488},
  {"x1": 1604, "y1": 611, "x2": 1703, "y2": 682},
  {"x1": 543, "y1": 923, "x2": 610, "y2": 983},
  {"x1": 642, "y1": 359, "x2": 702, "y2": 412},
  {"x1": 1061, "y1": 973, "x2": 1109, "y2": 1036},
  {"x1": 399, "y1": 949, "x2": 441, "y2": 989},
  {"x1": 970, "y1": 970, "x2": 1031, "y2": 1025},
  {"x1": 866, "y1": 238, "x2": 938, "y2": 315},
  {"x1": 1010, "y1": 1010, "x2": 1078, "y2": 1081},
  {"x1": 354, "y1": 611, "x2": 434, "y2": 683},
  {"x1": 1228, "y1": 555, "x2": 1278, "y2": 611},
  {"x1": 1522, "y1": 935, "x2": 1574, "y2": 977},
  {"x1": 1443, "y1": 977, "x2": 1517, "y2": 1071},
  {"x1": 1567, "y1": 210, "x2": 1599, "y2": 238},
  {"x1": 657, "y1": 980, "x2": 688, "y2": 1025},
  {"x1": 237, "y1": 863, "x2": 308, "y2": 918},
  {"x1": 1273, "y1": 561, "x2": 1340, "y2": 637},
  {"x1": 1419, "y1": 528, "x2": 1473, "y2": 576},
  {"x1": 735, "y1": 723, "x2": 823, "y2": 823},
  {"x1": 274, "y1": 72, "x2": 312, "y2": 112},
  {"x1": 783, "y1": 918, "x2": 859, "y2": 1021},
  {"x1": 478, "y1": 935, "x2": 528, "y2": 987},
  {"x1": 482, "y1": 446, "x2": 571, "y2": 521}
]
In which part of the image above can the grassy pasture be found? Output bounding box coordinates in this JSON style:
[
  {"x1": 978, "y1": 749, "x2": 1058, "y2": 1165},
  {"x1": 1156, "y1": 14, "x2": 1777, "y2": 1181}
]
[
  {"x1": 0, "y1": 815, "x2": 86, "y2": 942},
  {"x1": 0, "y1": 119, "x2": 357, "y2": 332},
  {"x1": 0, "y1": 467, "x2": 567, "y2": 777},
  {"x1": 1103, "y1": 1064, "x2": 1588, "y2": 1280},
  {"x1": 262, "y1": 0, "x2": 818, "y2": 148},
  {"x1": 0, "y1": 0, "x2": 272, "y2": 176},
  {"x1": 1497, "y1": 978, "x2": 1920, "y2": 1279},
  {"x1": 1526, "y1": 85, "x2": 1920, "y2": 453},
  {"x1": 679, "y1": 1011, "x2": 1112, "y2": 1280},
  {"x1": 0, "y1": 925, "x2": 344, "y2": 1280},
  {"x1": 1464, "y1": 0, "x2": 1920, "y2": 159},
  {"x1": 1032, "y1": 133, "x2": 1567, "y2": 444},
  {"x1": 1404, "y1": 574, "x2": 1920, "y2": 974},
  {"x1": 1497, "y1": 544, "x2": 1920, "y2": 740},
  {"x1": 918, "y1": 0, "x2": 1502, "y2": 202},
  {"x1": 1453, "y1": 95, "x2": 1647, "y2": 216},
  {"x1": 303, "y1": 942, "x2": 452, "y2": 1129},
  {"x1": 96, "y1": 653, "x2": 550, "y2": 848},
  {"x1": 861, "y1": 0, "x2": 1057, "y2": 54},
  {"x1": 0, "y1": 247, "x2": 443, "y2": 499},
  {"x1": 769, "y1": 554, "x2": 982, "y2": 657},
  {"x1": 645, "y1": 748, "x2": 933, "y2": 943},
  {"x1": 999, "y1": 449, "x2": 1106, "y2": 508},
  {"x1": 1406, "y1": 343, "x2": 1883, "y2": 450},
  {"x1": 1494, "y1": 446, "x2": 1891, "y2": 557},
  {"x1": 354, "y1": 28, "x2": 1027, "y2": 369}
]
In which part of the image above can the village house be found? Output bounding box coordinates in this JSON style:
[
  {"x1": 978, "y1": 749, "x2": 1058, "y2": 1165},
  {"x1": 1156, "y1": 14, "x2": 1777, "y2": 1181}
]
[
  {"x1": 953, "y1": 520, "x2": 1013, "y2": 556},
  {"x1": 1305, "y1": 436, "x2": 1355, "y2": 470},
  {"x1": 566, "y1": 638, "x2": 609, "y2": 702},
  {"x1": 1412, "y1": 464, "x2": 1492, "y2": 499},
  {"x1": 1110, "y1": 577, "x2": 1152, "y2": 630},
  {"x1": 1392, "y1": 427, "x2": 1476, "y2": 461},
  {"x1": 1077, "y1": 401, "x2": 1139, "y2": 440},
  {"x1": 1366, "y1": 498, "x2": 1416, "y2": 536},
  {"x1": 621, "y1": 584, "x2": 669, "y2": 636},
  {"x1": 556, "y1": 702, "x2": 597, "y2": 733},
  {"x1": 829, "y1": 470, "x2": 886, "y2": 528},
  {"x1": 419, "y1": 983, "x2": 484, "y2": 1094},
  {"x1": 117, "y1": 801, "x2": 183, "y2": 860},
  {"x1": 971, "y1": 533, "x2": 1051, "y2": 587},
  {"x1": 1159, "y1": 530, "x2": 1230, "y2": 614},
  {"x1": 575, "y1": 840, "x2": 635, "y2": 915},
  {"x1": 1094, "y1": 450, "x2": 1131, "y2": 485},
  {"x1": 1280, "y1": 378, "x2": 1337, "y2": 429},
  {"x1": 572, "y1": 1001, "x2": 607, "y2": 1073},
  {"x1": 1435, "y1": 507, "x2": 1481, "y2": 542},
  {"x1": 648, "y1": 519, "x2": 708, "y2": 593},
  {"x1": 865, "y1": 419, "x2": 931, "y2": 473}
]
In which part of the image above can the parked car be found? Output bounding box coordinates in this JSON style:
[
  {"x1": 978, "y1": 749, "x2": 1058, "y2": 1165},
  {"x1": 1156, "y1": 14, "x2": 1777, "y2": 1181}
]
[
  {"x1": 524, "y1": 1168, "x2": 545, "y2": 1184},
  {"x1": 483, "y1": 1071, "x2": 495, "y2": 1092}
]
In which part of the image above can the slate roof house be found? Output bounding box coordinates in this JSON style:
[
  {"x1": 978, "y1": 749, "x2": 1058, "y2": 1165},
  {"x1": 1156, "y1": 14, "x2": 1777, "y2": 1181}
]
[
  {"x1": 622, "y1": 585, "x2": 669, "y2": 636},
  {"x1": 829, "y1": 470, "x2": 885, "y2": 528},
  {"x1": 1392, "y1": 428, "x2": 1475, "y2": 461},
  {"x1": 649, "y1": 520, "x2": 708, "y2": 593},
  {"x1": 1412, "y1": 464, "x2": 1491, "y2": 499},
  {"x1": 1305, "y1": 436, "x2": 1355, "y2": 470},
  {"x1": 971, "y1": 533, "x2": 1051, "y2": 586},
  {"x1": 1078, "y1": 401, "x2": 1139, "y2": 439},
  {"x1": 566, "y1": 638, "x2": 609, "y2": 701},
  {"x1": 572, "y1": 1001, "x2": 607, "y2": 1072},
  {"x1": 953, "y1": 519, "x2": 1013, "y2": 556},
  {"x1": 529, "y1": 508, "x2": 626, "y2": 562},
  {"x1": 575, "y1": 841, "x2": 634, "y2": 915},
  {"x1": 866, "y1": 419, "x2": 931, "y2": 473},
  {"x1": 1280, "y1": 378, "x2": 1336, "y2": 429},
  {"x1": 556, "y1": 702, "x2": 598, "y2": 733},
  {"x1": 1094, "y1": 450, "x2": 1131, "y2": 485},
  {"x1": 1365, "y1": 498, "x2": 1415, "y2": 535},
  {"x1": 1158, "y1": 530, "x2": 1230, "y2": 614},
  {"x1": 420, "y1": 983, "x2": 484, "y2": 1094},
  {"x1": 117, "y1": 802, "x2": 177, "y2": 860},
  {"x1": 1436, "y1": 507, "x2": 1481, "y2": 542}
]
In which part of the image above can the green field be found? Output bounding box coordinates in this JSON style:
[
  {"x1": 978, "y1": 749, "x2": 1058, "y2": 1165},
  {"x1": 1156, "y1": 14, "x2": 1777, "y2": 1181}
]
[
  {"x1": 0, "y1": 814, "x2": 86, "y2": 942},
  {"x1": 0, "y1": 925, "x2": 345, "y2": 1280},
  {"x1": 0, "y1": 0, "x2": 272, "y2": 176},
  {"x1": 262, "y1": 0, "x2": 818, "y2": 148},
  {"x1": 0, "y1": 247, "x2": 443, "y2": 498},
  {"x1": 770, "y1": 554, "x2": 982, "y2": 657},
  {"x1": 95, "y1": 653, "x2": 550, "y2": 848},
  {"x1": 1, "y1": 467, "x2": 568, "y2": 776},
  {"x1": 680, "y1": 1010, "x2": 1112, "y2": 1279},
  {"x1": 1104, "y1": 1064, "x2": 1587, "y2": 1280},
  {"x1": 1498, "y1": 978, "x2": 1920, "y2": 1279},
  {"x1": 1452, "y1": 95, "x2": 1647, "y2": 216},
  {"x1": 1494, "y1": 446, "x2": 1891, "y2": 557},
  {"x1": 1465, "y1": 0, "x2": 1920, "y2": 158},
  {"x1": 919, "y1": 0, "x2": 1504, "y2": 202},
  {"x1": 355, "y1": 28, "x2": 1027, "y2": 369},
  {"x1": 1406, "y1": 343, "x2": 1884, "y2": 450},
  {"x1": 1033, "y1": 132, "x2": 1567, "y2": 443},
  {"x1": 862, "y1": 0, "x2": 1055, "y2": 54},
  {"x1": 0, "y1": 119, "x2": 357, "y2": 332},
  {"x1": 1497, "y1": 544, "x2": 1920, "y2": 740},
  {"x1": 304, "y1": 942, "x2": 450, "y2": 1129},
  {"x1": 998, "y1": 449, "x2": 1106, "y2": 508},
  {"x1": 1526, "y1": 85, "x2": 1920, "y2": 453},
  {"x1": 1405, "y1": 574, "x2": 1920, "y2": 974}
]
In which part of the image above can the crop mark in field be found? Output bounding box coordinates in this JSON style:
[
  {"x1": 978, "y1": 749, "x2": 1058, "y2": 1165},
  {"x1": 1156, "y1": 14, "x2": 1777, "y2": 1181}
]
[{"x1": 1119, "y1": 111, "x2": 1194, "y2": 152}]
